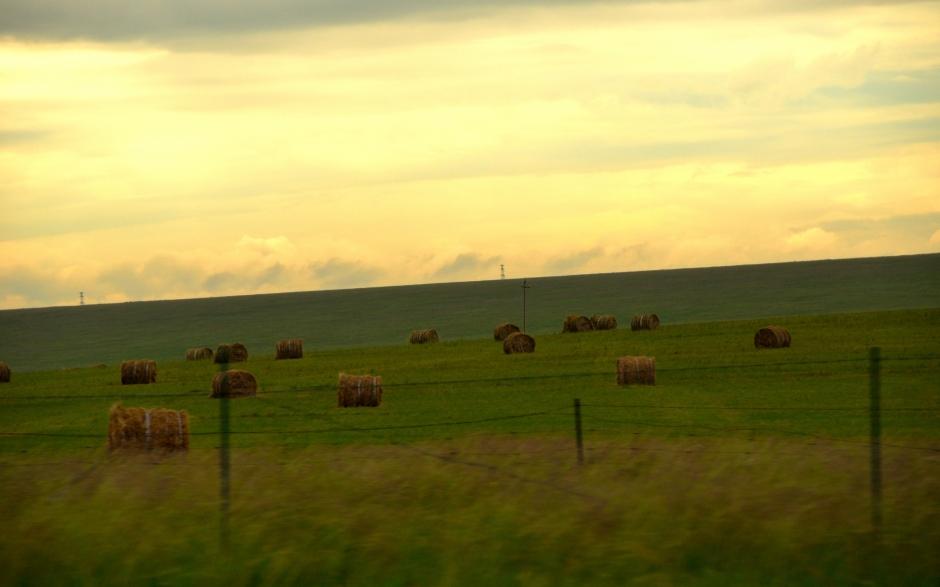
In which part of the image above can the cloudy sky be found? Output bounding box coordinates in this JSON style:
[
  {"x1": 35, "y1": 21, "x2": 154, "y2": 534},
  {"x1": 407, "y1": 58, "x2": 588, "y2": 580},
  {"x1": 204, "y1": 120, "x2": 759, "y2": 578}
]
[{"x1": 1, "y1": 0, "x2": 938, "y2": 309}]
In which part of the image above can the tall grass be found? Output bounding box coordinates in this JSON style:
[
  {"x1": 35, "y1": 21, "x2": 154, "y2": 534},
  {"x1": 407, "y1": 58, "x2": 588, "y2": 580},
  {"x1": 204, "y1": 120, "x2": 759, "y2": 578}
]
[{"x1": 0, "y1": 437, "x2": 937, "y2": 586}]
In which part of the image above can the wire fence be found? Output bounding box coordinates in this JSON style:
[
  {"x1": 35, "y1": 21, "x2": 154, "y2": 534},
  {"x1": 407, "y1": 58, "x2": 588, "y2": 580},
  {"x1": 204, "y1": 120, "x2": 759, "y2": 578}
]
[
  {"x1": 1, "y1": 401, "x2": 937, "y2": 450},
  {"x1": 1, "y1": 349, "x2": 938, "y2": 513},
  {"x1": 1, "y1": 353, "x2": 938, "y2": 402}
]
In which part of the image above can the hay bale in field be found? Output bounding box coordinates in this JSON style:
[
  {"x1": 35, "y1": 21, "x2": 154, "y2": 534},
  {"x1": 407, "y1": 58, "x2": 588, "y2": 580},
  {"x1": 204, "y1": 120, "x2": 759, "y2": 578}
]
[
  {"x1": 215, "y1": 343, "x2": 248, "y2": 363},
  {"x1": 754, "y1": 326, "x2": 791, "y2": 349},
  {"x1": 562, "y1": 315, "x2": 594, "y2": 333},
  {"x1": 210, "y1": 370, "x2": 258, "y2": 398},
  {"x1": 120, "y1": 360, "x2": 156, "y2": 385},
  {"x1": 108, "y1": 404, "x2": 189, "y2": 451},
  {"x1": 275, "y1": 338, "x2": 304, "y2": 360},
  {"x1": 409, "y1": 329, "x2": 439, "y2": 344},
  {"x1": 503, "y1": 332, "x2": 535, "y2": 354},
  {"x1": 616, "y1": 356, "x2": 656, "y2": 386},
  {"x1": 493, "y1": 323, "x2": 521, "y2": 341},
  {"x1": 630, "y1": 314, "x2": 661, "y2": 331},
  {"x1": 185, "y1": 347, "x2": 214, "y2": 361},
  {"x1": 590, "y1": 314, "x2": 618, "y2": 330},
  {"x1": 338, "y1": 373, "x2": 383, "y2": 407},
  {"x1": 0, "y1": 361, "x2": 9, "y2": 383}
]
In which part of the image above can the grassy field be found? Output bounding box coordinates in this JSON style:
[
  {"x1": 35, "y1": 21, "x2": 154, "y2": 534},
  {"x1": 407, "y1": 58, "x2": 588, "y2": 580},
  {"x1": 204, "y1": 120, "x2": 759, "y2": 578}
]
[
  {"x1": 0, "y1": 308, "x2": 938, "y2": 585},
  {"x1": 1, "y1": 253, "x2": 938, "y2": 372}
]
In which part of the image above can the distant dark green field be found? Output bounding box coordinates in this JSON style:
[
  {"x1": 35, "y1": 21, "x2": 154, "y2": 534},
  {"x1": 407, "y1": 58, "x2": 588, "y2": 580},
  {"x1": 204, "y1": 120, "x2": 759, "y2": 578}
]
[{"x1": 1, "y1": 253, "x2": 938, "y2": 372}]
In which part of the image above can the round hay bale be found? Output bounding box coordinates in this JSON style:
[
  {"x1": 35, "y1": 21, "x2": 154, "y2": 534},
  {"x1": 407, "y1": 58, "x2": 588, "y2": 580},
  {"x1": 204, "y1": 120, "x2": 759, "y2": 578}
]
[
  {"x1": 275, "y1": 338, "x2": 304, "y2": 360},
  {"x1": 108, "y1": 403, "x2": 189, "y2": 451},
  {"x1": 120, "y1": 360, "x2": 156, "y2": 385},
  {"x1": 338, "y1": 373, "x2": 383, "y2": 407},
  {"x1": 493, "y1": 323, "x2": 521, "y2": 341},
  {"x1": 754, "y1": 326, "x2": 791, "y2": 349},
  {"x1": 409, "y1": 329, "x2": 439, "y2": 344},
  {"x1": 630, "y1": 314, "x2": 661, "y2": 331},
  {"x1": 185, "y1": 347, "x2": 214, "y2": 361},
  {"x1": 215, "y1": 343, "x2": 248, "y2": 363},
  {"x1": 590, "y1": 314, "x2": 618, "y2": 330},
  {"x1": 616, "y1": 356, "x2": 656, "y2": 385},
  {"x1": 503, "y1": 332, "x2": 535, "y2": 354},
  {"x1": 210, "y1": 370, "x2": 258, "y2": 398},
  {"x1": 562, "y1": 315, "x2": 594, "y2": 333},
  {"x1": 0, "y1": 361, "x2": 9, "y2": 383}
]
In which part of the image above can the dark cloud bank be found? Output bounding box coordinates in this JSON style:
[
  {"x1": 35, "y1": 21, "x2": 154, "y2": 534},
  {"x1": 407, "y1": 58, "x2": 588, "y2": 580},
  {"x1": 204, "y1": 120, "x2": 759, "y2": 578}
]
[
  {"x1": 0, "y1": 0, "x2": 916, "y2": 41},
  {"x1": 0, "y1": 0, "x2": 610, "y2": 41}
]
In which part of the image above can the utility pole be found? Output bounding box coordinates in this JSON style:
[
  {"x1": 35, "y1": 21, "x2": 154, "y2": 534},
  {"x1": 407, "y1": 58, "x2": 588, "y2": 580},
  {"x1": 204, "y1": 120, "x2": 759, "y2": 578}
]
[
  {"x1": 79, "y1": 292, "x2": 84, "y2": 306},
  {"x1": 521, "y1": 279, "x2": 531, "y2": 333},
  {"x1": 500, "y1": 264, "x2": 505, "y2": 280}
]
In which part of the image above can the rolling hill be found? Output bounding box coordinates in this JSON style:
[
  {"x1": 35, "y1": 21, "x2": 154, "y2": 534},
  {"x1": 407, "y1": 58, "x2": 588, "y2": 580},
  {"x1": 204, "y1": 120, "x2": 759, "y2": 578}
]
[{"x1": 1, "y1": 253, "x2": 938, "y2": 371}]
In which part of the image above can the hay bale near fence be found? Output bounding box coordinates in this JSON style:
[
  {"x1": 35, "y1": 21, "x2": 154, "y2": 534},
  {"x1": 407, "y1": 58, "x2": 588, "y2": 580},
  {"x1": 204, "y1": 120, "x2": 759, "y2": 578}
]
[
  {"x1": 275, "y1": 339, "x2": 304, "y2": 360},
  {"x1": 409, "y1": 329, "x2": 439, "y2": 344},
  {"x1": 590, "y1": 314, "x2": 618, "y2": 330},
  {"x1": 631, "y1": 314, "x2": 661, "y2": 331},
  {"x1": 120, "y1": 360, "x2": 156, "y2": 385},
  {"x1": 493, "y1": 323, "x2": 521, "y2": 341},
  {"x1": 215, "y1": 343, "x2": 248, "y2": 363},
  {"x1": 338, "y1": 373, "x2": 383, "y2": 407},
  {"x1": 210, "y1": 370, "x2": 258, "y2": 398},
  {"x1": 562, "y1": 315, "x2": 594, "y2": 333},
  {"x1": 616, "y1": 356, "x2": 656, "y2": 386},
  {"x1": 503, "y1": 332, "x2": 536, "y2": 354},
  {"x1": 754, "y1": 326, "x2": 791, "y2": 349},
  {"x1": 185, "y1": 347, "x2": 214, "y2": 361},
  {"x1": 108, "y1": 404, "x2": 189, "y2": 451},
  {"x1": 0, "y1": 361, "x2": 10, "y2": 383}
]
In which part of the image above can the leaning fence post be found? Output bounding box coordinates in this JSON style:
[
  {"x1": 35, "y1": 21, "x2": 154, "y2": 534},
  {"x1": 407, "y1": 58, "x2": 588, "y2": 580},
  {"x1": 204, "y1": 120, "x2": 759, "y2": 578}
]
[
  {"x1": 574, "y1": 398, "x2": 584, "y2": 465},
  {"x1": 869, "y1": 346, "x2": 882, "y2": 539}
]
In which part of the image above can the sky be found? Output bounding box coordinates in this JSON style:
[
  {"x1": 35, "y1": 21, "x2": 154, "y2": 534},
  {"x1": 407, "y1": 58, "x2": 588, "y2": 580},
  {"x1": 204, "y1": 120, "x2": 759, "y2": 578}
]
[{"x1": 1, "y1": 0, "x2": 939, "y2": 309}]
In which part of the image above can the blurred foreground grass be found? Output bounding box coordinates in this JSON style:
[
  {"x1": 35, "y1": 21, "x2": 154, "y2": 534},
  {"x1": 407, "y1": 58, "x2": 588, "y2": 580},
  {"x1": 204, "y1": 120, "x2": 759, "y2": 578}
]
[{"x1": 0, "y1": 436, "x2": 937, "y2": 586}]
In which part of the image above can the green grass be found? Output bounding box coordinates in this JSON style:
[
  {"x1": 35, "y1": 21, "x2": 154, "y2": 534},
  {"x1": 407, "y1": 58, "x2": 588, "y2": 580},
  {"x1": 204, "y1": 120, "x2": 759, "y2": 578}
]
[
  {"x1": 0, "y1": 308, "x2": 938, "y2": 585},
  {"x1": 1, "y1": 253, "x2": 938, "y2": 372}
]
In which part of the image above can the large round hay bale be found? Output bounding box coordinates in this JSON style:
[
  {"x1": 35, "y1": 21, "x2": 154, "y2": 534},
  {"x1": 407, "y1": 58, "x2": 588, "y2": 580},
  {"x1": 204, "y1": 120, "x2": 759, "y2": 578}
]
[
  {"x1": 0, "y1": 361, "x2": 9, "y2": 383},
  {"x1": 616, "y1": 356, "x2": 656, "y2": 385},
  {"x1": 215, "y1": 343, "x2": 248, "y2": 363},
  {"x1": 493, "y1": 323, "x2": 521, "y2": 341},
  {"x1": 409, "y1": 329, "x2": 439, "y2": 344},
  {"x1": 108, "y1": 404, "x2": 189, "y2": 451},
  {"x1": 185, "y1": 347, "x2": 214, "y2": 361},
  {"x1": 210, "y1": 370, "x2": 258, "y2": 398},
  {"x1": 562, "y1": 315, "x2": 594, "y2": 333},
  {"x1": 754, "y1": 326, "x2": 791, "y2": 349},
  {"x1": 120, "y1": 360, "x2": 156, "y2": 385},
  {"x1": 275, "y1": 338, "x2": 304, "y2": 360},
  {"x1": 630, "y1": 314, "x2": 661, "y2": 331},
  {"x1": 338, "y1": 373, "x2": 383, "y2": 407},
  {"x1": 590, "y1": 314, "x2": 618, "y2": 330},
  {"x1": 503, "y1": 332, "x2": 535, "y2": 354}
]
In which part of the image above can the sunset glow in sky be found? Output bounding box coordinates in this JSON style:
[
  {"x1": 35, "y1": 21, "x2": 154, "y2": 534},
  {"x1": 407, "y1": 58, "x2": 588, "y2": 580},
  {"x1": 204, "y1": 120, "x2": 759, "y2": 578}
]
[{"x1": 2, "y1": 0, "x2": 939, "y2": 308}]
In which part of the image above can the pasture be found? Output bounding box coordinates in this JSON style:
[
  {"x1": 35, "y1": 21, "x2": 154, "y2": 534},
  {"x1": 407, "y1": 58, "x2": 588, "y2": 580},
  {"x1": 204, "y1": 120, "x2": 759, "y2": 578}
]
[
  {"x1": 0, "y1": 308, "x2": 938, "y2": 585},
  {"x1": 1, "y1": 253, "x2": 938, "y2": 372}
]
